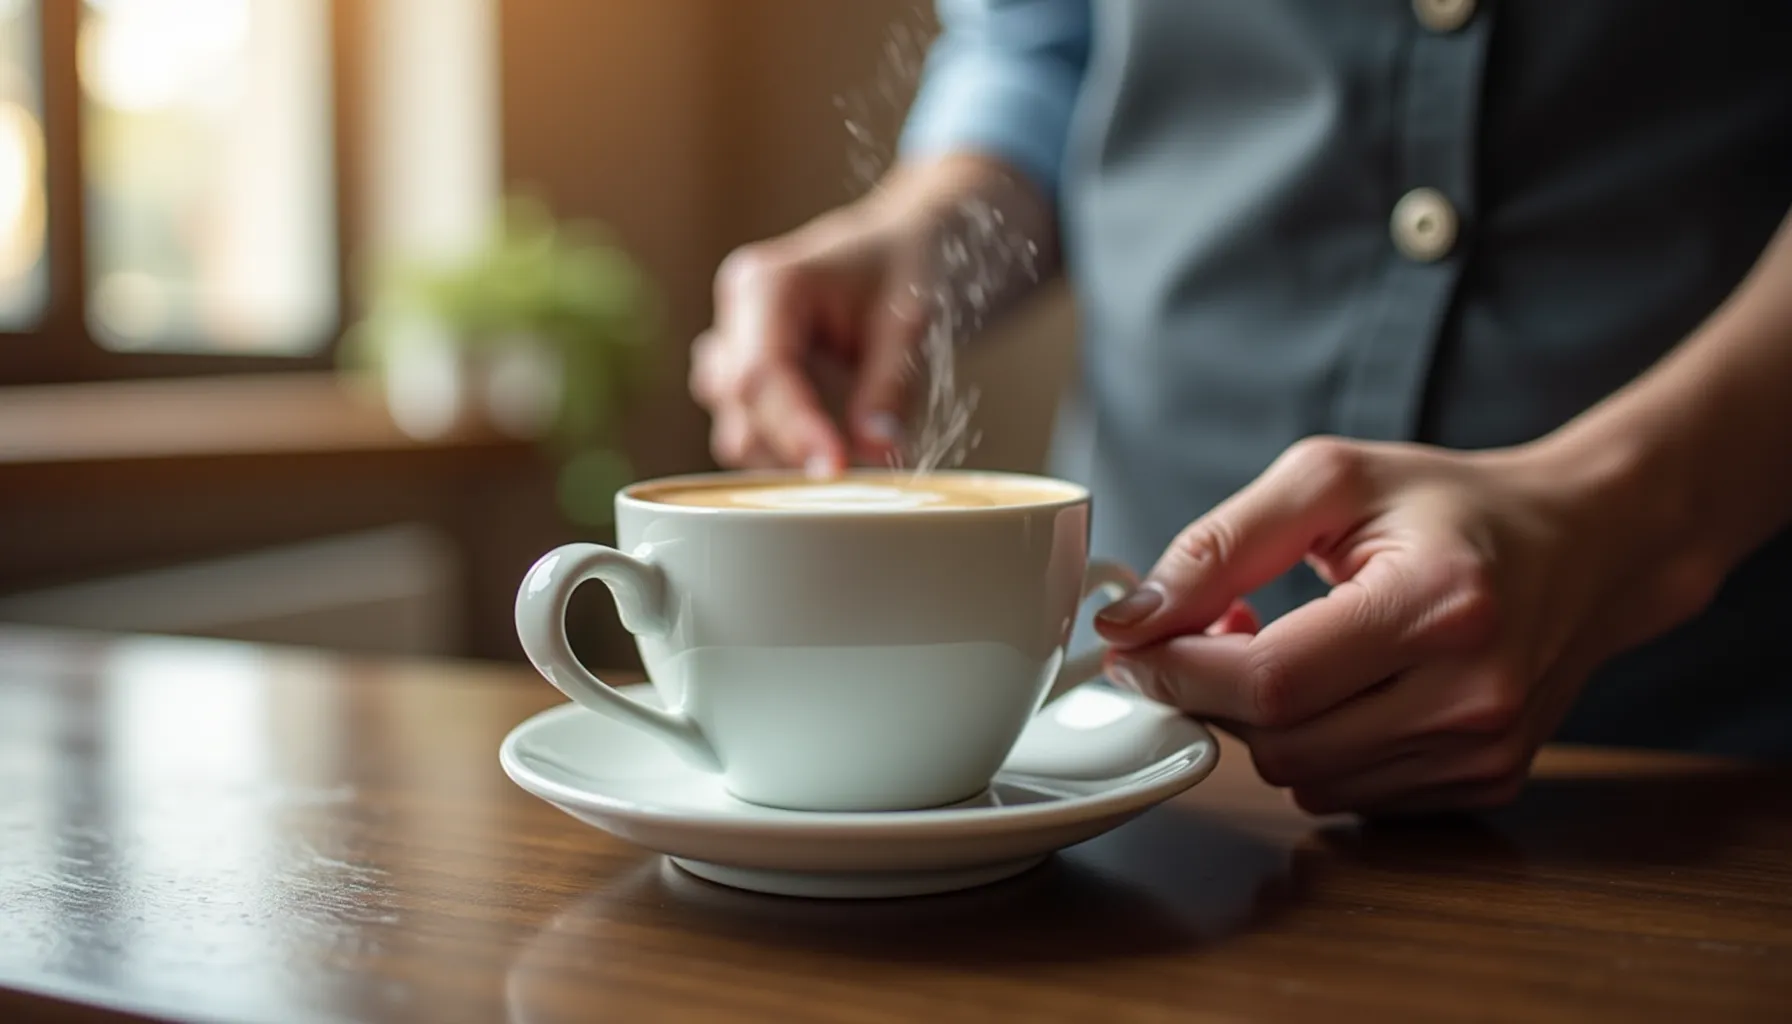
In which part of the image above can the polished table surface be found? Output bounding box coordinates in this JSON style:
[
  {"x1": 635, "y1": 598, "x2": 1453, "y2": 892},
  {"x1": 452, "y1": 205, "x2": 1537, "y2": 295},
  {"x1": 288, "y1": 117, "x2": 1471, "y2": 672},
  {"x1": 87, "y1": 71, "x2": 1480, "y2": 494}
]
[{"x1": 1, "y1": 626, "x2": 1788, "y2": 1023}]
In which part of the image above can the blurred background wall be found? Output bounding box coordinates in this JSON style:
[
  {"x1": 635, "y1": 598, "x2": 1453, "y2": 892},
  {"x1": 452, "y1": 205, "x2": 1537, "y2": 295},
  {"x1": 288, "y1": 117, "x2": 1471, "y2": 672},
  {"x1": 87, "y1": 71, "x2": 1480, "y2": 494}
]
[{"x1": 0, "y1": 0, "x2": 1077, "y2": 671}]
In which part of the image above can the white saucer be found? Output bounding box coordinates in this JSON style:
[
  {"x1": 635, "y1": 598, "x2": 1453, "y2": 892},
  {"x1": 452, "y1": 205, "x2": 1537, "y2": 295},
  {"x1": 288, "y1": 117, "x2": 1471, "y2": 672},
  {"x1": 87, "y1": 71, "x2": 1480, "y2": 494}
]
[{"x1": 500, "y1": 684, "x2": 1219, "y2": 899}]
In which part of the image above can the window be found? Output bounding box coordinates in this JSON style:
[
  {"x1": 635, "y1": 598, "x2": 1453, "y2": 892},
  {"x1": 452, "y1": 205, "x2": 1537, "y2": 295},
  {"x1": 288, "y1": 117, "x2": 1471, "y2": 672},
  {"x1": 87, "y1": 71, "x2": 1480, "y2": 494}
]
[
  {"x1": 0, "y1": 0, "x2": 350, "y2": 384},
  {"x1": 0, "y1": 0, "x2": 496, "y2": 387},
  {"x1": 79, "y1": 0, "x2": 337, "y2": 354},
  {"x1": 0, "y1": 0, "x2": 47, "y2": 331}
]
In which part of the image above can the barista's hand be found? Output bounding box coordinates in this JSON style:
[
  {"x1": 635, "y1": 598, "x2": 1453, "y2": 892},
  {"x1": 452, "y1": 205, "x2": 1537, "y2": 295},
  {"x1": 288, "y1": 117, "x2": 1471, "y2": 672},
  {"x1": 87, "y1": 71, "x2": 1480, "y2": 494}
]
[
  {"x1": 1094, "y1": 436, "x2": 1718, "y2": 816},
  {"x1": 689, "y1": 155, "x2": 1055, "y2": 475}
]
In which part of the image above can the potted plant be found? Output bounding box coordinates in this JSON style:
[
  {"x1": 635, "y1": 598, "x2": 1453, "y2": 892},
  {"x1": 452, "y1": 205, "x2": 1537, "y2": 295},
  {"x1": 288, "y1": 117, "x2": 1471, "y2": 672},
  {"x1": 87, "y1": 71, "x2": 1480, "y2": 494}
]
[{"x1": 342, "y1": 194, "x2": 657, "y2": 526}]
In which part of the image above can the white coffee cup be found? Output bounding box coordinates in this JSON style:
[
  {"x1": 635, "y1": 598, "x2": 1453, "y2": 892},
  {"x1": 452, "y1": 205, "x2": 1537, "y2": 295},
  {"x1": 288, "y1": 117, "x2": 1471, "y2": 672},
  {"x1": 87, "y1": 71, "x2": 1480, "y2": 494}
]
[{"x1": 514, "y1": 469, "x2": 1137, "y2": 812}]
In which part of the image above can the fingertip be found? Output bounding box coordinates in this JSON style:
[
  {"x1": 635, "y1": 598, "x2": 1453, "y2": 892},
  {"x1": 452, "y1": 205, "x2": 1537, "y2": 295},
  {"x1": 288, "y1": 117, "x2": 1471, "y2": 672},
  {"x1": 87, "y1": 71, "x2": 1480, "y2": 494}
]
[
  {"x1": 752, "y1": 367, "x2": 849, "y2": 474},
  {"x1": 709, "y1": 408, "x2": 751, "y2": 467},
  {"x1": 1206, "y1": 599, "x2": 1262, "y2": 636},
  {"x1": 1091, "y1": 618, "x2": 1136, "y2": 649},
  {"x1": 854, "y1": 302, "x2": 922, "y2": 436},
  {"x1": 802, "y1": 427, "x2": 849, "y2": 479},
  {"x1": 1094, "y1": 581, "x2": 1166, "y2": 638},
  {"x1": 1237, "y1": 602, "x2": 1263, "y2": 633},
  {"x1": 848, "y1": 411, "x2": 904, "y2": 464},
  {"x1": 857, "y1": 411, "x2": 903, "y2": 446},
  {"x1": 810, "y1": 423, "x2": 852, "y2": 479},
  {"x1": 804, "y1": 452, "x2": 842, "y2": 480}
]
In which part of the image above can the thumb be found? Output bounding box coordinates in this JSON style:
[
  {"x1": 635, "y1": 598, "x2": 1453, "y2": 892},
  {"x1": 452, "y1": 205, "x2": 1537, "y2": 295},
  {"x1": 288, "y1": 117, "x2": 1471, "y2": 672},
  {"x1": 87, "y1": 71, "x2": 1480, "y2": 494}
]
[
  {"x1": 1096, "y1": 438, "x2": 1370, "y2": 647},
  {"x1": 847, "y1": 280, "x2": 926, "y2": 461}
]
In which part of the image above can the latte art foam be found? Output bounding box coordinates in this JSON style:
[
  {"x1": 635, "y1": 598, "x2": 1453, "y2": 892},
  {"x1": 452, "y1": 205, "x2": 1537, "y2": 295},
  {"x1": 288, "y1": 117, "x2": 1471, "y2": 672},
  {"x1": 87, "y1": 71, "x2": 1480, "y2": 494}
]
[
  {"x1": 636, "y1": 472, "x2": 1077, "y2": 512},
  {"x1": 724, "y1": 484, "x2": 946, "y2": 511}
]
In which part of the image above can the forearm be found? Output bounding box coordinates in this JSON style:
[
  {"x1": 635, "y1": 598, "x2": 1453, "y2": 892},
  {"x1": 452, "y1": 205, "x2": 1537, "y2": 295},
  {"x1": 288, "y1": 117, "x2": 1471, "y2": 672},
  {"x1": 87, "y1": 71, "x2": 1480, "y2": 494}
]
[
  {"x1": 884, "y1": 0, "x2": 1091, "y2": 323},
  {"x1": 1545, "y1": 207, "x2": 1792, "y2": 576},
  {"x1": 848, "y1": 151, "x2": 1062, "y2": 301}
]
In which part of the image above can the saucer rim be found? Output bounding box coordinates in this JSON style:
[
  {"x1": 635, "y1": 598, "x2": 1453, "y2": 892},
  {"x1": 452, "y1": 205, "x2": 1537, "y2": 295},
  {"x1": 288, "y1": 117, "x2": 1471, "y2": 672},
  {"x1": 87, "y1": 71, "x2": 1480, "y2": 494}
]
[{"x1": 499, "y1": 686, "x2": 1219, "y2": 839}]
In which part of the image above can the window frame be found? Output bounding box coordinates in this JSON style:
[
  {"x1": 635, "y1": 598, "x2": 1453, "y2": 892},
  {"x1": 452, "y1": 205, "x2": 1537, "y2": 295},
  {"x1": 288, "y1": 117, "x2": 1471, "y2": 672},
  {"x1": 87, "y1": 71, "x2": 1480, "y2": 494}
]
[{"x1": 0, "y1": 0, "x2": 363, "y2": 387}]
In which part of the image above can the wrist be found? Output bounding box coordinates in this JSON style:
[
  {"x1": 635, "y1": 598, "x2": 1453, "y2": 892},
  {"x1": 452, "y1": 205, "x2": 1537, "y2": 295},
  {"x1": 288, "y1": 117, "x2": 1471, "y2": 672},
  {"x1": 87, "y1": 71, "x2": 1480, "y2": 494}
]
[
  {"x1": 1514, "y1": 400, "x2": 1730, "y2": 629},
  {"x1": 879, "y1": 153, "x2": 1051, "y2": 215},
  {"x1": 859, "y1": 155, "x2": 1060, "y2": 335},
  {"x1": 868, "y1": 155, "x2": 1061, "y2": 272},
  {"x1": 1529, "y1": 413, "x2": 1696, "y2": 543}
]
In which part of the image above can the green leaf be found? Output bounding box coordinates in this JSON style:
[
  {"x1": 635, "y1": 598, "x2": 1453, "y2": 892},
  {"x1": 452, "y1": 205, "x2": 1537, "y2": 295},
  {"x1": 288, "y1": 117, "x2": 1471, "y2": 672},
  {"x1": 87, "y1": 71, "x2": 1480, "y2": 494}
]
[
  {"x1": 557, "y1": 449, "x2": 634, "y2": 528},
  {"x1": 344, "y1": 191, "x2": 657, "y2": 529}
]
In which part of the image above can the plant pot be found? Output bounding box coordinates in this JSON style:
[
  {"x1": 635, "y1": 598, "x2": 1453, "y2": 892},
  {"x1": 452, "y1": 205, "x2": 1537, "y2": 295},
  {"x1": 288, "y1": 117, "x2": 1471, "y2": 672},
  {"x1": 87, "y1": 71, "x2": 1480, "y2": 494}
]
[
  {"x1": 380, "y1": 319, "x2": 562, "y2": 441},
  {"x1": 480, "y1": 332, "x2": 564, "y2": 440}
]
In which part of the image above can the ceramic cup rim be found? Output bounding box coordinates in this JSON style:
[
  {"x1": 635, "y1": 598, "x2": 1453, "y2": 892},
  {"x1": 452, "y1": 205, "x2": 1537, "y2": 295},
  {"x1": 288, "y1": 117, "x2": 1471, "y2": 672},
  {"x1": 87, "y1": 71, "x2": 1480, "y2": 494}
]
[{"x1": 618, "y1": 468, "x2": 1090, "y2": 520}]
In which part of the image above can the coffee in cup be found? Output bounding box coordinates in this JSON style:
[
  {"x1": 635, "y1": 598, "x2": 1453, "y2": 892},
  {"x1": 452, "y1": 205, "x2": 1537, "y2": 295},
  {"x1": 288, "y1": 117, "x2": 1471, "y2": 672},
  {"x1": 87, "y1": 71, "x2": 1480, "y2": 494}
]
[
  {"x1": 515, "y1": 469, "x2": 1137, "y2": 812},
  {"x1": 638, "y1": 474, "x2": 1070, "y2": 511}
]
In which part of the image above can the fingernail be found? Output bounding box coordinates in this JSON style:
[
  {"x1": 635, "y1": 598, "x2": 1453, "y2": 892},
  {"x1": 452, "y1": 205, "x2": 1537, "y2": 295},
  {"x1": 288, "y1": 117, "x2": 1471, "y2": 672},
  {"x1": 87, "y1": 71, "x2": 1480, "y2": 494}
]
[
  {"x1": 804, "y1": 454, "x2": 836, "y2": 479},
  {"x1": 860, "y1": 412, "x2": 903, "y2": 444},
  {"x1": 1096, "y1": 583, "x2": 1164, "y2": 628}
]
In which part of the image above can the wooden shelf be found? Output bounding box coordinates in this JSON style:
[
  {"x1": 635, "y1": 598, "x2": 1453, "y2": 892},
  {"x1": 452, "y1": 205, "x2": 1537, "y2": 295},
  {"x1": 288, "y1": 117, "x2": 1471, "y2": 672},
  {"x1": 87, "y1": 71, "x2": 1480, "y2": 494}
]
[
  {"x1": 0, "y1": 373, "x2": 563, "y2": 661},
  {"x1": 0, "y1": 371, "x2": 520, "y2": 468}
]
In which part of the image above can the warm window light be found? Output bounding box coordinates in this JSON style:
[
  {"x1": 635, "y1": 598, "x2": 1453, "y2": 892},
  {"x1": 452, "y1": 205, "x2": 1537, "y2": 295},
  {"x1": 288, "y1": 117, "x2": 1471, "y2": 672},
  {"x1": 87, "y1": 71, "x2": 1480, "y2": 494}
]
[
  {"x1": 0, "y1": 100, "x2": 42, "y2": 282},
  {"x1": 90, "y1": 270, "x2": 169, "y2": 341},
  {"x1": 78, "y1": 0, "x2": 249, "y2": 112},
  {"x1": 0, "y1": 0, "x2": 44, "y2": 327},
  {"x1": 78, "y1": 0, "x2": 335, "y2": 354}
]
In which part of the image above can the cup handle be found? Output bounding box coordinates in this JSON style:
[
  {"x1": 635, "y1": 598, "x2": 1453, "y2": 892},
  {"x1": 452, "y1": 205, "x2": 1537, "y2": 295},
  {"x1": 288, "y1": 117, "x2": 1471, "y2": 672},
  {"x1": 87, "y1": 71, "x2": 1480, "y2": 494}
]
[
  {"x1": 514, "y1": 543, "x2": 721, "y2": 772},
  {"x1": 1041, "y1": 559, "x2": 1141, "y2": 707}
]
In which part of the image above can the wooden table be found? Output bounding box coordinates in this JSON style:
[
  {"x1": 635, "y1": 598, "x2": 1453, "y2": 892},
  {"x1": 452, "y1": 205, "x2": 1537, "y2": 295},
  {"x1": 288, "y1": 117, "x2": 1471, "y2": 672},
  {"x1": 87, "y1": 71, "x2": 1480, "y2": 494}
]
[{"x1": 2, "y1": 626, "x2": 1788, "y2": 1023}]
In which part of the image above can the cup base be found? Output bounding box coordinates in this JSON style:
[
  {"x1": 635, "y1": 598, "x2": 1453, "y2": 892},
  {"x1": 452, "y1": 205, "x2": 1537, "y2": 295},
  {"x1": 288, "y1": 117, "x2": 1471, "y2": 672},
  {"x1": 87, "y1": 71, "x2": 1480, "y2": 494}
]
[
  {"x1": 721, "y1": 780, "x2": 995, "y2": 815},
  {"x1": 668, "y1": 854, "x2": 1049, "y2": 899}
]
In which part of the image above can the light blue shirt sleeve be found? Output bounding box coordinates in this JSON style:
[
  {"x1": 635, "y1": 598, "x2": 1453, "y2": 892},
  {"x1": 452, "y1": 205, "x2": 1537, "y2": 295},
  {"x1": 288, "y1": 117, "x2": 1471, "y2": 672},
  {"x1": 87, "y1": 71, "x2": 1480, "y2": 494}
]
[{"x1": 899, "y1": 0, "x2": 1093, "y2": 199}]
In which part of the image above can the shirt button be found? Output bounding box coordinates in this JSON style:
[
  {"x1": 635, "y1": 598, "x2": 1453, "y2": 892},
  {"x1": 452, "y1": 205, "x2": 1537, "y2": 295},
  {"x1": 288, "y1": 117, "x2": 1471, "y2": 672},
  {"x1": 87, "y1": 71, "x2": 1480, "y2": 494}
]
[
  {"x1": 1391, "y1": 188, "x2": 1459, "y2": 262},
  {"x1": 1413, "y1": 0, "x2": 1476, "y2": 32}
]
